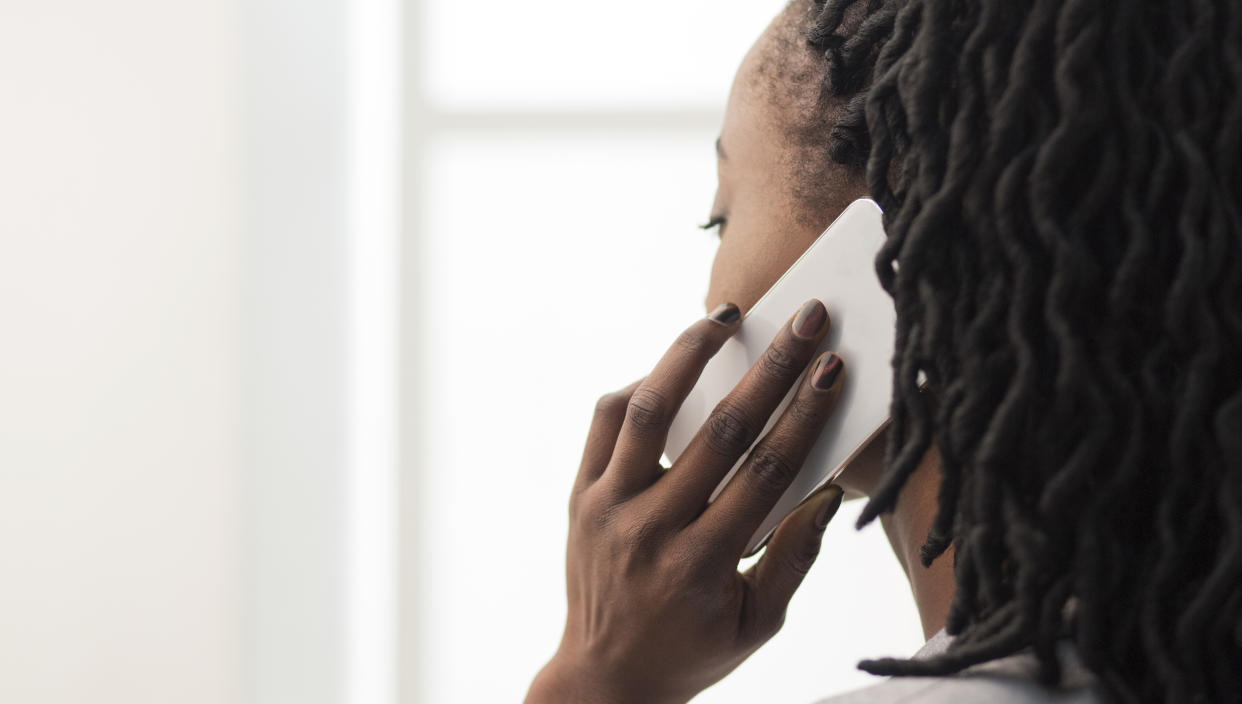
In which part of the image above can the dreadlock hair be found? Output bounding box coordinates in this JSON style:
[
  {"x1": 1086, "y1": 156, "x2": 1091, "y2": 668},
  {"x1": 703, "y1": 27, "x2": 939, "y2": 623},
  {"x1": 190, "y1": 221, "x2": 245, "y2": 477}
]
[{"x1": 795, "y1": 0, "x2": 1242, "y2": 701}]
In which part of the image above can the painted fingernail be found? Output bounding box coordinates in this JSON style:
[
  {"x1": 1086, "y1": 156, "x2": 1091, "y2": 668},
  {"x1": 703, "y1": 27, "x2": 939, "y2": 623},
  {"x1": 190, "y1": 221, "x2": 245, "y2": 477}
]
[
  {"x1": 811, "y1": 352, "x2": 843, "y2": 390},
  {"x1": 708, "y1": 302, "x2": 741, "y2": 324},
  {"x1": 792, "y1": 299, "x2": 827, "y2": 340},
  {"x1": 814, "y1": 485, "x2": 845, "y2": 529}
]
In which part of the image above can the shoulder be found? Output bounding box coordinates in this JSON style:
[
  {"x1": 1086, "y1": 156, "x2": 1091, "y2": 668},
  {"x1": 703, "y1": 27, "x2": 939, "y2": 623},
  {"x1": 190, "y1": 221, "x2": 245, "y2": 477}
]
[
  {"x1": 811, "y1": 630, "x2": 1102, "y2": 704},
  {"x1": 812, "y1": 671, "x2": 1099, "y2": 704}
]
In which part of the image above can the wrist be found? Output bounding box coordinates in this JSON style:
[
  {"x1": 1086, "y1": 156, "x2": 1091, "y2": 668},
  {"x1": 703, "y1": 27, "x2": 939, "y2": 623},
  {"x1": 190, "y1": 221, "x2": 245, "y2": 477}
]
[{"x1": 526, "y1": 653, "x2": 629, "y2": 704}]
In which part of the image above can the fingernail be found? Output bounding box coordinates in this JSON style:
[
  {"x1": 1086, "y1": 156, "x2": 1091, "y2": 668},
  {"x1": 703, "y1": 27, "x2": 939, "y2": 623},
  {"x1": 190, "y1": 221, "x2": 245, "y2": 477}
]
[
  {"x1": 811, "y1": 352, "x2": 843, "y2": 390},
  {"x1": 792, "y1": 299, "x2": 827, "y2": 340},
  {"x1": 708, "y1": 302, "x2": 741, "y2": 325},
  {"x1": 814, "y1": 485, "x2": 845, "y2": 530}
]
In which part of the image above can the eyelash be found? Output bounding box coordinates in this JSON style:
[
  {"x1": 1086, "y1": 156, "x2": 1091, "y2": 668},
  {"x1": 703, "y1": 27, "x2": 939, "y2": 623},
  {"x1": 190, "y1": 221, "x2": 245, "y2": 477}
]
[{"x1": 700, "y1": 215, "x2": 727, "y2": 236}]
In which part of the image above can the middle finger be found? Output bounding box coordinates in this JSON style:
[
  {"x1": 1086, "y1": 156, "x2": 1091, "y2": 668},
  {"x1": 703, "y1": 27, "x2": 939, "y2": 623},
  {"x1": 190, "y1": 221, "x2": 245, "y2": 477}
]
[{"x1": 651, "y1": 299, "x2": 830, "y2": 523}]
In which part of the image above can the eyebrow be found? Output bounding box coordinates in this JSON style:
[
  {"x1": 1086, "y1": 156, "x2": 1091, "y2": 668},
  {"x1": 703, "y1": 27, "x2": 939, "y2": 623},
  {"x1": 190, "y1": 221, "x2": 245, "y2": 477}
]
[{"x1": 715, "y1": 137, "x2": 727, "y2": 161}]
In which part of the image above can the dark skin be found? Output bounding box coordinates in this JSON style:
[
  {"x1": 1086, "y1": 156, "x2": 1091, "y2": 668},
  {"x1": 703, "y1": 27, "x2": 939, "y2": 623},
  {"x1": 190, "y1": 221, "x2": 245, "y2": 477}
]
[
  {"x1": 527, "y1": 5, "x2": 955, "y2": 702},
  {"x1": 527, "y1": 301, "x2": 849, "y2": 704}
]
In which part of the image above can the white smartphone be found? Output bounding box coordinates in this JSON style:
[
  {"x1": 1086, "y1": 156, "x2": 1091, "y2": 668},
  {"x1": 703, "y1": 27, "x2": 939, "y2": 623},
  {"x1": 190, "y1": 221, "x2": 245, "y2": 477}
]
[{"x1": 664, "y1": 198, "x2": 894, "y2": 556}]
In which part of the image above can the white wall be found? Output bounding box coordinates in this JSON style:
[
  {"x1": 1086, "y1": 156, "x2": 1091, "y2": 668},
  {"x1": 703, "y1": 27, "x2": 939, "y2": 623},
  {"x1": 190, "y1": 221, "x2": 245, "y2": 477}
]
[
  {"x1": 239, "y1": 0, "x2": 349, "y2": 701},
  {"x1": 1, "y1": 2, "x2": 395, "y2": 702},
  {"x1": 0, "y1": 2, "x2": 240, "y2": 703}
]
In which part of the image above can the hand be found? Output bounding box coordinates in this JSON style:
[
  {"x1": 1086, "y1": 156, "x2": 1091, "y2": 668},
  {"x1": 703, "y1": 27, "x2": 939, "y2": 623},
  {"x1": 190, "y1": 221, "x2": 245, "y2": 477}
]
[{"x1": 526, "y1": 300, "x2": 848, "y2": 704}]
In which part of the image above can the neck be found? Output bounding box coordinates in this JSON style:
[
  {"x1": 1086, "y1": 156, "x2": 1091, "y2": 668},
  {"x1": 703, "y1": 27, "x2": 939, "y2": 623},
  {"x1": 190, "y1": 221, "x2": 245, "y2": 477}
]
[{"x1": 877, "y1": 446, "x2": 955, "y2": 641}]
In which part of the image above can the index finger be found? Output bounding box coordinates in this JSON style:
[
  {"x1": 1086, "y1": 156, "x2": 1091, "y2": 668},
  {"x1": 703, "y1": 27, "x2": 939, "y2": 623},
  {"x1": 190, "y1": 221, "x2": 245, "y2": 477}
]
[
  {"x1": 603, "y1": 303, "x2": 741, "y2": 495},
  {"x1": 652, "y1": 299, "x2": 830, "y2": 522}
]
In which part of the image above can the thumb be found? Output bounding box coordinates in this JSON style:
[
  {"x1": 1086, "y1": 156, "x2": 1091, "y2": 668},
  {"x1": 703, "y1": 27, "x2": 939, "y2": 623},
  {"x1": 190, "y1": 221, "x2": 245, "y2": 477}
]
[{"x1": 747, "y1": 483, "x2": 844, "y2": 626}]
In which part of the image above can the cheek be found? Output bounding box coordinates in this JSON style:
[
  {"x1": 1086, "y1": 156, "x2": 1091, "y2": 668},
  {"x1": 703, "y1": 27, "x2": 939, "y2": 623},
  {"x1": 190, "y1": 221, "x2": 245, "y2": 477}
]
[
  {"x1": 704, "y1": 226, "x2": 820, "y2": 315},
  {"x1": 705, "y1": 237, "x2": 775, "y2": 315}
]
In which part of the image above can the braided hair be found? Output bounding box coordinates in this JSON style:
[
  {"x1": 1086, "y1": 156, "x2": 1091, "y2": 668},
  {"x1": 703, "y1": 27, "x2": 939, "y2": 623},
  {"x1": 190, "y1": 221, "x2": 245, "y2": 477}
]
[{"x1": 795, "y1": 1, "x2": 1242, "y2": 701}]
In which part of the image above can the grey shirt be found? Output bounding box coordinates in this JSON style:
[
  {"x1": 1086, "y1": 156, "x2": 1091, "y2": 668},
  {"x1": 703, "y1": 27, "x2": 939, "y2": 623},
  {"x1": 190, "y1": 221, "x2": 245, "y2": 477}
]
[{"x1": 813, "y1": 629, "x2": 1102, "y2": 703}]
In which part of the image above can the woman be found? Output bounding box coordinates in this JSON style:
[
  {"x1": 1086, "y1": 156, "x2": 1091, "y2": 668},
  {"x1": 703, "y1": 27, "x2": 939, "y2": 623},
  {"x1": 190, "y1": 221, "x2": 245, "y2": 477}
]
[{"x1": 527, "y1": 0, "x2": 1242, "y2": 702}]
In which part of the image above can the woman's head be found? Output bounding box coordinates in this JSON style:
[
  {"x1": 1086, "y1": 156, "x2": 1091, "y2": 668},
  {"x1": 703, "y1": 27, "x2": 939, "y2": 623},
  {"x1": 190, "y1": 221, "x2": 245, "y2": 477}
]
[
  {"x1": 704, "y1": 2, "x2": 869, "y2": 316},
  {"x1": 712, "y1": 0, "x2": 1242, "y2": 701}
]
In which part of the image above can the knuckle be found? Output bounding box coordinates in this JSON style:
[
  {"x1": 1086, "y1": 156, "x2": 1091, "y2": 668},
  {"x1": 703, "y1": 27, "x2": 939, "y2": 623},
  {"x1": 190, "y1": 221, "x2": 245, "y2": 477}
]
[
  {"x1": 783, "y1": 537, "x2": 822, "y2": 578},
  {"x1": 746, "y1": 446, "x2": 801, "y2": 497},
  {"x1": 673, "y1": 326, "x2": 713, "y2": 356},
  {"x1": 785, "y1": 392, "x2": 829, "y2": 427},
  {"x1": 704, "y1": 401, "x2": 758, "y2": 456},
  {"x1": 575, "y1": 481, "x2": 628, "y2": 534},
  {"x1": 615, "y1": 511, "x2": 664, "y2": 554},
  {"x1": 573, "y1": 486, "x2": 611, "y2": 531},
  {"x1": 626, "y1": 386, "x2": 672, "y2": 431},
  {"x1": 759, "y1": 342, "x2": 803, "y2": 383},
  {"x1": 593, "y1": 391, "x2": 624, "y2": 419}
]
